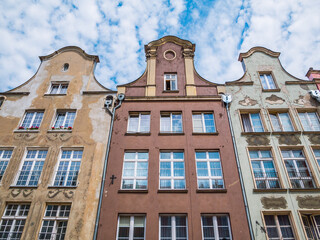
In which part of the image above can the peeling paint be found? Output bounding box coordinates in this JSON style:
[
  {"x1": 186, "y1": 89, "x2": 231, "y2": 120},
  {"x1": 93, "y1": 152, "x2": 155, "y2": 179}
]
[{"x1": 265, "y1": 94, "x2": 285, "y2": 104}]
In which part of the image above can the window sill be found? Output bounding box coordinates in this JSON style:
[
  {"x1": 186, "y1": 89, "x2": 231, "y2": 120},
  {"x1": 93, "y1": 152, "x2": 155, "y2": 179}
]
[
  {"x1": 118, "y1": 189, "x2": 148, "y2": 193},
  {"x1": 157, "y1": 189, "x2": 188, "y2": 193},
  {"x1": 261, "y1": 89, "x2": 281, "y2": 92},
  {"x1": 125, "y1": 132, "x2": 151, "y2": 136},
  {"x1": 48, "y1": 186, "x2": 78, "y2": 189},
  {"x1": 302, "y1": 131, "x2": 320, "y2": 134},
  {"x1": 192, "y1": 132, "x2": 219, "y2": 135},
  {"x1": 47, "y1": 130, "x2": 72, "y2": 133},
  {"x1": 44, "y1": 94, "x2": 67, "y2": 96},
  {"x1": 241, "y1": 131, "x2": 271, "y2": 135},
  {"x1": 159, "y1": 132, "x2": 184, "y2": 136},
  {"x1": 14, "y1": 130, "x2": 40, "y2": 133},
  {"x1": 10, "y1": 185, "x2": 38, "y2": 189},
  {"x1": 196, "y1": 189, "x2": 227, "y2": 193},
  {"x1": 289, "y1": 188, "x2": 320, "y2": 192},
  {"x1": 253, "y1": 188, "x2": 287, "y2": 193},
  {"x1": 162, "y1": 90, "x2": 179, "y2": 93},
  {"x1": 271, "y1": 131, "x2": 301, "y2": 135}
]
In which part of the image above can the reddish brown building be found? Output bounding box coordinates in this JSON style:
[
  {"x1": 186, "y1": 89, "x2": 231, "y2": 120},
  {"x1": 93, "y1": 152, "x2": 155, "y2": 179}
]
[{"x1": 96, "y1": 36, "x2": 250, "y2": 240}]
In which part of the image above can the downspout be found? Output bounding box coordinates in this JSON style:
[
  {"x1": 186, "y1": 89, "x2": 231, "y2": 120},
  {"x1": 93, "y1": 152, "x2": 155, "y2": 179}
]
[
  {"x1": 221, "y1": 94, "x2": 255, "y2": 240},
  {"x1": 93, "y1": 93, "x2": 125, "y2": 240}
]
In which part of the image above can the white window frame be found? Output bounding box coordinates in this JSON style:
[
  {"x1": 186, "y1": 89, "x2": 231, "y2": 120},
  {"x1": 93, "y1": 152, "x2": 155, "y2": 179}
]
[
  {"x1": 240, "y1": 112, "x2": 265, "y2": 132},
  {"x1": 159, "y1": 151, "x2": 185, "y2": 190},
  {"x1": 38, "y1": 205, "x2": 71, "y2": 240},
  {"x1": 259, "y1": 73, "x2": 277, "y2": 90},
  {"x1": 0, "y1": 149, "x2": 13, "y2": 183},
  {"x1": 48, "y1": 82, "x2": 69, "y2": 95},
  {"x1": 19, "y1": 111, "x2": 44, "y2": 130},
  {"x1": 52, "y1": 110, "x2": 76, "y2": 130},
  {"x1": 298, "y1": 112, "x2": 320, "y2": 131},
  {"x1": 269, "y1": 112, "x2": 294, "y2": 132},
  {"x1": 52, "y1": 149, "x2": 83, "y2": 187},
  {"x1": 249, "y1": 150, "x2": 280, "y2": 189},
  {"x1": 116, "y1": 215, "x2": 146, "y2": 240},
  {"x1": 159, "y1": 215, "x2": 188, "y2": 240},
  {"x1": 127, "y1": 113, "x2": 150, "y2": 133},
  {"x1": 263, "y1": 214, "x2": 295, "y2": 240},
  {"x1": 0, "y1": 204, "x2": 30, "y2": 240},
  {"x1": 195, "y1": 151, "x2": 224, "y2": 189},
  {"x1": 281, "y1": 150, "x2": 315, "y2": 189},
  {"x1": 121, "y1": 152, "x2": 148, "y2": 190},
  {"x1": 160, "y1": 113, "x2": 183, "y2": 133},
  {"x1": 14, "y1": 149, "x2": 47, "y2": 187},
  {"x1": 164, "y1": 74, "x2": 177, "y2": 91},
  {"x1": 201, "y1": 214, "x2": 232, "y2": 240},
  {"x1": 192, "y1": 113, "x2": 216, "y2": 133}
]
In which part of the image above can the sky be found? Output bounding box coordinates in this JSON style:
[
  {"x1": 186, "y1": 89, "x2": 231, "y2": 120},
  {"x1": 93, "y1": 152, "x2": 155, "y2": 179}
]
[{"x1": 0, "y1": 0, "x2": 319, "y2": 91}]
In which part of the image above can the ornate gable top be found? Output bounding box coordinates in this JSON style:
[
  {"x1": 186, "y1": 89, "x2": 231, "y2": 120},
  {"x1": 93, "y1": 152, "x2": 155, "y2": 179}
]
[{"x1": 238, "y1": 46, "x2": 280, "y2": 62}]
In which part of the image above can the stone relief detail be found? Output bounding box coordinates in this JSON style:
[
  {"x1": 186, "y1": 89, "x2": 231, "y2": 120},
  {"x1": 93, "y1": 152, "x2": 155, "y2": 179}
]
[
  {"x1": 182, "y1": 49, "x2": 194, "y2": 58},
  {"x1": 46, "y1": 133, "x2": 72, "y2": 142},
  {"x1": 13, "y1": 133, "x2": 38, "y2": 141},
  {"x1": 265, "y1": 95, "x2": 285, "y2": 105},
  {"x1": 48, "y1": 189, "x2": 74, "y2": 199},
  {"x1": 238, "y1": 96, "x2": 258, "y2": 106},
  {"x1": 246, "y1": 136, "x2": 270, "y2": 146},
  {"x1": 278, "y1": 134, "x2": 301, "y2": 145},
  {"x1": 9, "y1": 189, "x2": 34, "y2": 198},
  {"x1": 308, "y1": 134, "x2": 320, "y2": 144},
  {"x1": 145, "y1": 49, "x2": 157, "y2": 58},
  {"x1": 48, "y1": 189, "x2": 62, "y2": 198},
  {"x1": 63, "y1": 190, "x2": 74, "y2": 199},
  {"x1": 22, "y1": 189, "x2": 33, "y2": 197},
  {"x1": 261, "y1": 197, "x2": 287, "y2": 209},
  {"x1": 297, "y1": 195, "x2": 320, "y2": 209},
  {"x1": 10, "y1": 189, "x2": 21, "y2": 198}
]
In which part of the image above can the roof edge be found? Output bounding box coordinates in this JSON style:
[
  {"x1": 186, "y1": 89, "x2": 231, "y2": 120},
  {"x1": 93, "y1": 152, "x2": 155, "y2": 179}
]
[
  {"x1": 238, "y1": 46, "x2": 280, "y2": 62},
  {"x1": 144, "y1": 36, "x2": 195, "y2": 52}
]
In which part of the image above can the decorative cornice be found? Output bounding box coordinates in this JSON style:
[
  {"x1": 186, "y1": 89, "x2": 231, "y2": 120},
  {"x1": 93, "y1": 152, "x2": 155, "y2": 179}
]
[
  {"x1": 238, "y1": 47, "x2": 280, "y2": 62},
  {"x1": 39, "y1": 46, "x2": 100, "y2": 62}
]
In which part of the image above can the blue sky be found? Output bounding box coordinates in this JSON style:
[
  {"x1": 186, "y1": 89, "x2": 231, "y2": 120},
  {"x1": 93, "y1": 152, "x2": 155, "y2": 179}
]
[{"x1": 0, "y1": 0, "x2": 319, "y2": 91}]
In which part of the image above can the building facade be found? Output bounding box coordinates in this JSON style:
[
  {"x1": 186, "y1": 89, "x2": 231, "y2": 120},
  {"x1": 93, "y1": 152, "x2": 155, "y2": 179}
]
[
  {"x1": 0, "y1": 47, "x2": 115, "y2": 239},
  {"x1": 96, "y1": 36, "x2": 251, "y2": 239},
  {"x1": 225, "y1": 47, "x2": 320, "y2": 239}
]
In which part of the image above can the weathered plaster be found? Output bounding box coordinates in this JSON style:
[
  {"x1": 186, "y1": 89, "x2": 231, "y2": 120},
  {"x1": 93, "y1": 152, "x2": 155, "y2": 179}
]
[{"x1": 261, "y1": 196, "x2": 287, "y2": 209}]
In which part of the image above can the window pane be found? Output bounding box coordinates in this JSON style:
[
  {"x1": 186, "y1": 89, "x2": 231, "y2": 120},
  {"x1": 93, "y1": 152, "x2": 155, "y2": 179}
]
[
  {"x1": 192, "y1": 114, "x2": 203, "y2": 132},
  {"x1": 279, "y1": 113, "x2": 294, "y2": 131},
  {"x1": 172, "y1": 114, "x2": 182, "y2": 132},
  {"x1": 251, "y1": 113, "x2": 264, "y2": 132},
  {"x1": 241, "y1": 114, "x2": 253, "y2": 132},
  {"x1": 270, "y1": 114, "x2": 281, "y2": 131},
  {"x1": 161, "y1": 116, "x2": 171, "y2": 132},
  {"x1": 128, "y1": 116, "x2": 139, "y2": 132},
  {"x1": 140, "y1": 114, "x2": 150, "y2": 132}
]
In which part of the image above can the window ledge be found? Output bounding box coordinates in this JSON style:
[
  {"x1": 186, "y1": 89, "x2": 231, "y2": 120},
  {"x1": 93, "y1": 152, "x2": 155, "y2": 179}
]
[
  {"x1": 125, "y1": 132, "x2": 151, "y2": 136},
  {"x1": 302, "y1": 131, "x2": 320, "y2": 134},
  {"x1": 44, "y1": 94, "x2": 67, "y2": 96},
  {"x1": 14, "y1": 130, "x2": 40, "y2": 133},
  {"x1": 192, "y1": 132, "x2": 219, "y2": 135},
  {"x1": 289, "y1": 188, "x2": 320, "y2": 192},
  {"x1": 196, "y1": 189, "x2": 227, "y2": 193},
  {"x1": 241, "y1": 131, "x2": 271, "y2": 136},
  {"x1": 262, "y1": 89, "x2": 281, "y2": 92},
  {"x1": 159, "y1": 132, "x2": 184, "y2": 136},
  {"x1": 253, "y1": 188, "x2": 287, "y2": 193},
  {"x1": 118, "y1": 189, "x2": 148, "y2": 193},
  {"x1": 47, "y1": 130, "x2": 72, "y2": 133},
  {"x1": 157, "y1": 189, "x2": 188, "y2": 193},
  {"x1": 271, "y1": 131, "x2": 301, "y2": 135},
  {"x1": 162, "y1": 90, "x2": 179, "y2": 93},
  {"x1": 10, "y1": 186, "x2": 38, "y2": 189},
  {"x1": 48, "y1": 186, "x2": 78, "y2": 189}
]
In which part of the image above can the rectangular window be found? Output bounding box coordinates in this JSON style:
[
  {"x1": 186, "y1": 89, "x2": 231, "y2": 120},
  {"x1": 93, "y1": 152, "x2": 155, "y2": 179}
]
[
  {"x1": 53, "y1": 150, "x2": 83, "y2": 187},
  {"x1": 164, "y1": 74, "x2": 177, "y2": 91},
  {"x1": 301, "y1": 214, "x2": 320, "y2": 239},
  {"x1": 264, "y1": 214, "x2": 295, "y2": 240},
  {"x1": 269, "y1": 112, "x2": 294, "y2": 132},
  {"x1": 201, "y1": 215, "x2": 232, "y2": 240},
  {"x1": 14, "y1": 150, "x2": 47, "y2": 186},
  {"x1": 298, "y1": 112, "x2": 320, "y2": 131},
  {"x1": 260, "y1": 73, "x2": 276, "y2": 90},
  {"x1": 192, "y1": 113, "x2": 216, "y2": 133},
  {"x1": 281, "y1": 150, "x2": 315, "y2": 189},
  {"x1": 19, "y1": 111, "x2": 44, "y2": 130},
  {"x1": 160, "y1": 215, "x2": 188, "y2": 240},
  {"x1": 121, "y1": 152, "x2": 148, "y2": 190},
  {"x1": 49, "y1": 83, "x2": 68, "y2": 94},
  {"x1": 38, "y1": 205, "x2": 71, "y2": 240},
  {"x1": 0, "y1": 149, "x2": 13, "y2": 182},
  {"x1": 249, "y1": 150, "x2": 280, "y2": 189},
  {"x1": 160, "y1": 113, "x2": 182, "y2": 133},
  {"x1": 159, "y1": 151, "x2": 185, "y2": 189},
  {"x1": 117, "y1": 215, "x2": 145, "y2": 240},
  {"x1": 241, "y1": 112, "x2": 264, "y2": 132},
  {"x1": 0, "y1": 204, "x2": 30, "y2": 240},
  {"x1": 52, "y1": 111, "x2": 76, "y2": 130},
  {"x1": 313, "y1": 149, "x2": 320, "y2": 167},
  {"x1": 127, "y1": 113, "x2": 150, "y2": 133},
  {"x1": 196, "y1": 151, "x2": 224, "y2": 189}
]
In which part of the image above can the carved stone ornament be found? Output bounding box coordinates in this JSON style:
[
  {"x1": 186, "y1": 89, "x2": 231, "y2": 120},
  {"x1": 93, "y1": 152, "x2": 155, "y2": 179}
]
[
  {"x1": 145, "y1": 49, "x2": 157, "y2": 58},
  {"x1": 182, "y1": 48, "x2": 194, "y2": 58},
  {"x1": 238, "y1": 96, "x2": 258, "y2": 106},
  {"x1": 261, "y1": 196, "x2": 287, "y2": 209},
  {"x1": 22, "y1": 189, "x2": 33, "y2": 197},
  {"x1": 13, "y1": 133, "x2": 38, "y2": 141},
  {"x1": 265, "y1": 95, "x2": 285, "y2": 105},
  {"x1": 308, "y1": 134, "x2": 320, "y2": 145},
  {"x1": 46, "y1": 133, "x2": 72, "y2": 142},
  {"x1": 246, "y1": 135, "x2": 270, "y2": 146},
  {"x1": 48, "y1": 189, "x2": 74, "y2": 199},
  {"x1": 10, "y1": 189, "x2": 21, "y2": 198},
  {"x1": 48, "y1": 189, "x2": 61, "y2": 198},
  {"x1": 10, "y1": 189, "x2": 34, "y2": 198},
  {"x1": 297, "y1": 195, "x2": 320, "y2": 209},
  {"x1": 278, "y1": 134, "x2": 301, "y2": 145}
]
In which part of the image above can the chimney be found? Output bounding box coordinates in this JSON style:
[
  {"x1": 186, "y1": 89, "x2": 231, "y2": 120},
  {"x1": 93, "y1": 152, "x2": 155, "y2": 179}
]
[{"x1": 306, "y1": 68, "x2": 320, "y2": 90}]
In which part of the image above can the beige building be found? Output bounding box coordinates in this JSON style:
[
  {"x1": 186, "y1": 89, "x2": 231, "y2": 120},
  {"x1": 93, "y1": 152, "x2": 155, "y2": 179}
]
[
  {"x1": 0, "y1": 46, "x2": 115, "y2": 239},
  {"x1": 225, "y1": 47, "x2": 320, "y2": 239}
]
